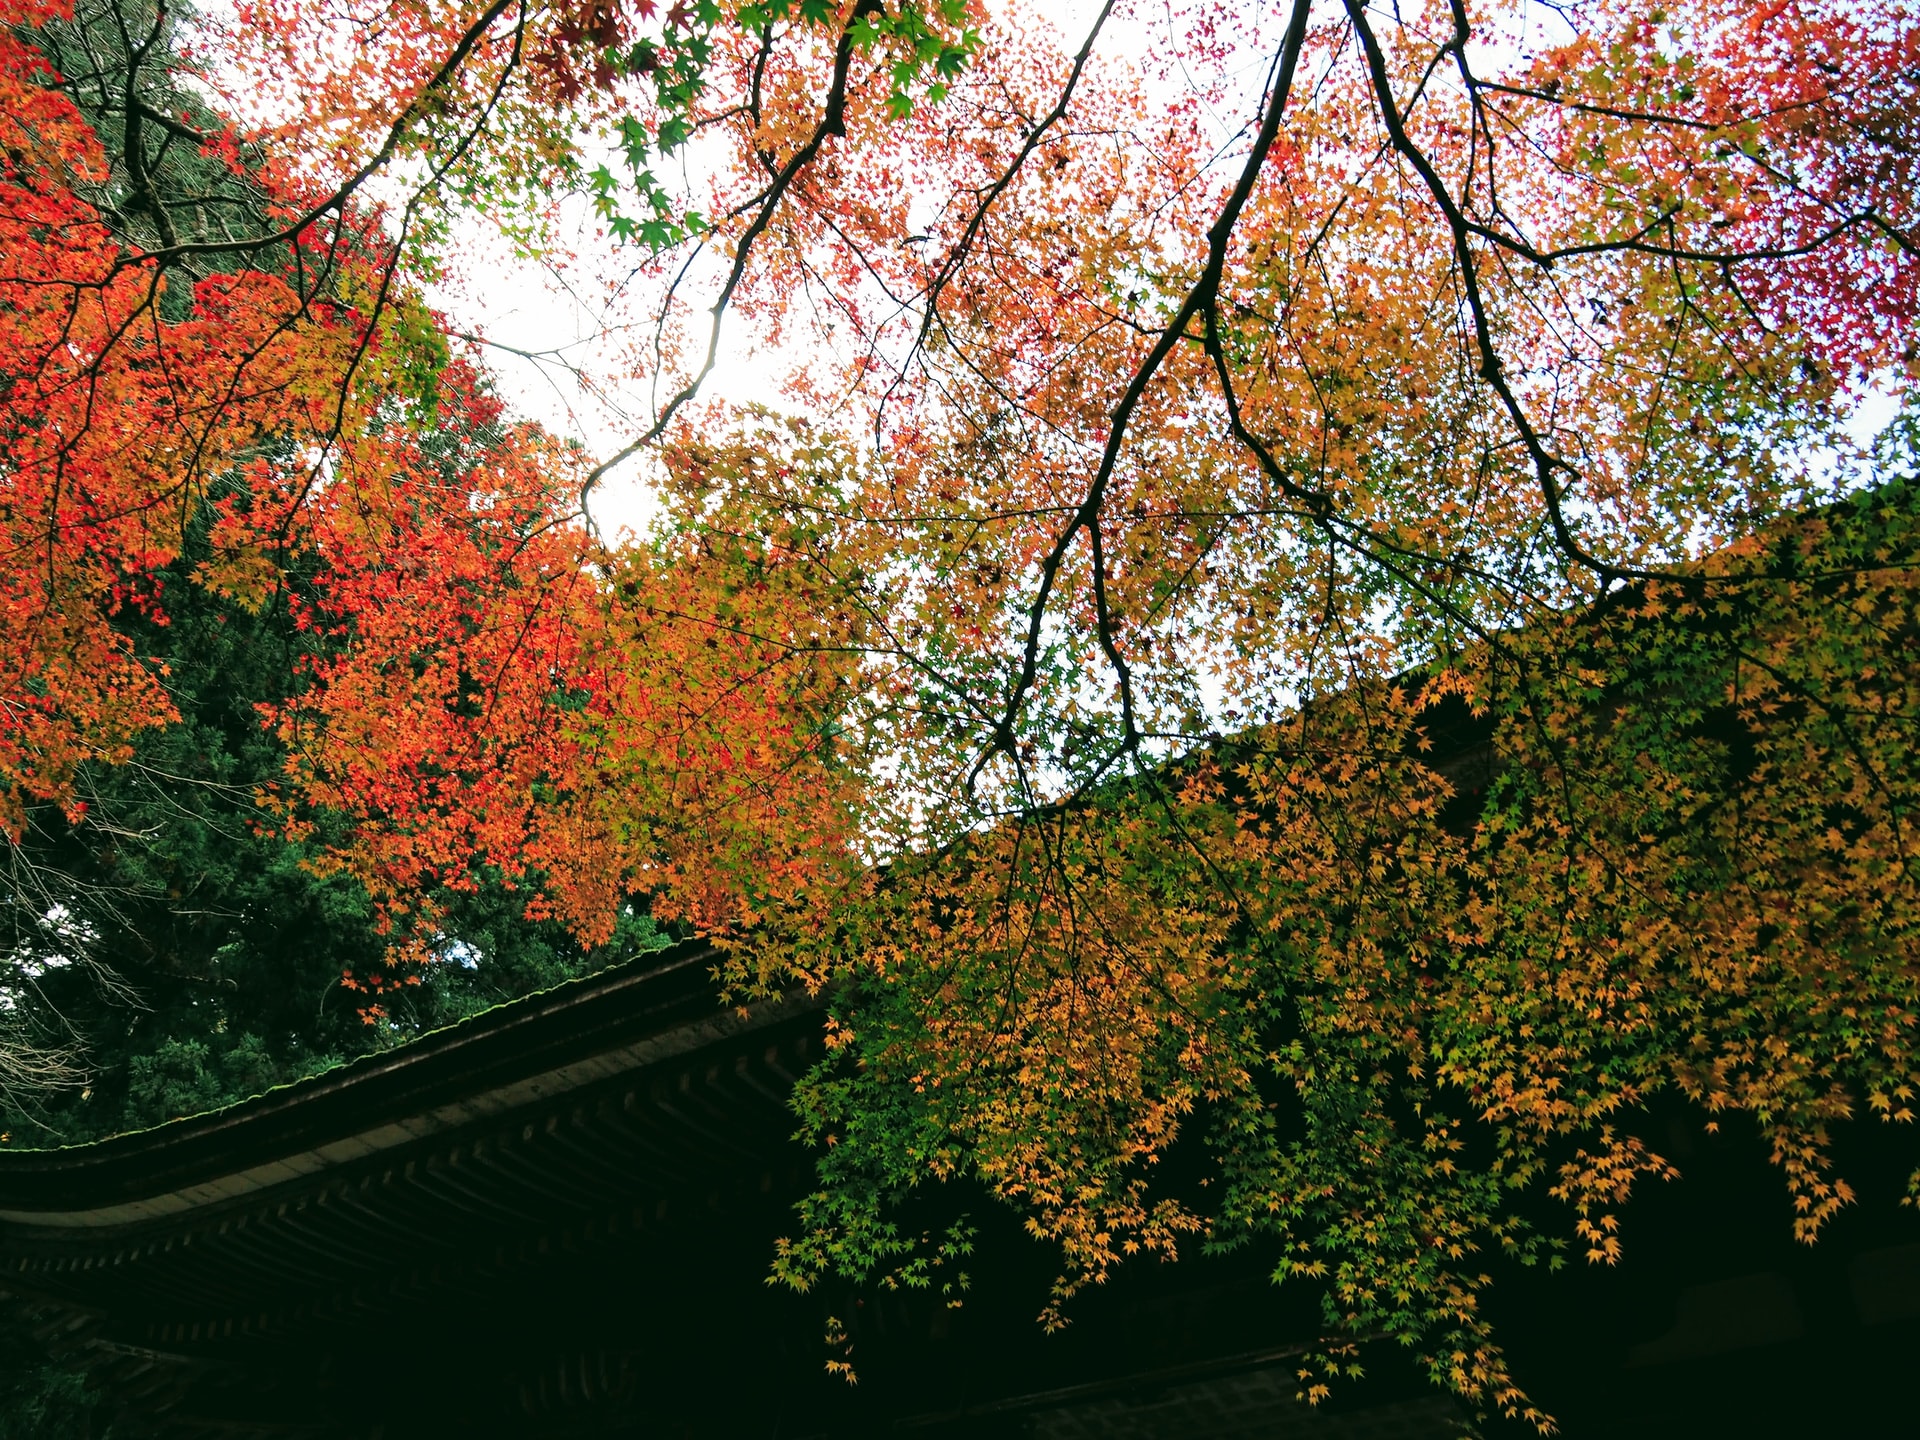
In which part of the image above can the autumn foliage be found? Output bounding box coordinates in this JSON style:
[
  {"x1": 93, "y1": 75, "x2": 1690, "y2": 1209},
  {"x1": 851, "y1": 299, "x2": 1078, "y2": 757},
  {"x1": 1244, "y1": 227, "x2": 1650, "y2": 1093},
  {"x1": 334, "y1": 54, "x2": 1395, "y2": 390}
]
[
  {"x1": 273, "y1": 412, "x2": 864, "y2": 999},
  {"x1": 0, "y1": 6, "x2": 361, "y2": 833},
  {"x1": 4, "y1": 0, "x2": 1919, "y2": 1424},
  {"x1": 0, "y1": 0, "x2": 856, "y2": 992}
]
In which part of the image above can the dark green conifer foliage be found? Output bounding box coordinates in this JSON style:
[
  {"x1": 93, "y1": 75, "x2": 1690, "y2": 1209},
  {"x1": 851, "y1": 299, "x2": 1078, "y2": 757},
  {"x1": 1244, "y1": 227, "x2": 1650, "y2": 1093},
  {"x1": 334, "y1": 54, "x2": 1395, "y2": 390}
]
[{"x1": 2, "y1": 472, "x2": 666, "y2": 1144}]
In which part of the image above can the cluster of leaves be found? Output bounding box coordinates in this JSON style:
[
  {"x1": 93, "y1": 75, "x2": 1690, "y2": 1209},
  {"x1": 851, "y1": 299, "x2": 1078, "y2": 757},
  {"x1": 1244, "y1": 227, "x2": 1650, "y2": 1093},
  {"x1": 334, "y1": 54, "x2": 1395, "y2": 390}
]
[
  {"x1": 767, "y1": 447, "x2": 1920, "y2": 1421},
  {"x1": 0, "y1": 8, "x2": 341, "y2": 836},
  {"x1": 0, "y1": 16, "x2": 684, "y2": 1423},
  {"x1": 1, "y1": 432, "x2": 670, "y2": 1146},
  {"x1": 149, "y1": 0, "x2": 1917, "y2": 1421},
  {"x1": 270, "y1": 417, "x2": 868, "y2": 977},
  {"x1": 483, "y1": 0, "x2": 1915, "y2": 1419},
  {"x1": 537, "y1": 0, "x2": 979, "y2": 244}
]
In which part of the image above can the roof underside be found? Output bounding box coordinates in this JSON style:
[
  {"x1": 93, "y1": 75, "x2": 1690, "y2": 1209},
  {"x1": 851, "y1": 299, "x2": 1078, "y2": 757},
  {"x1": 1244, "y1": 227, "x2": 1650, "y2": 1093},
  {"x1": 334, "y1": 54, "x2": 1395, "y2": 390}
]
[{"x1": 0, "y1": 944, "x2": 845, "y2": 1435}]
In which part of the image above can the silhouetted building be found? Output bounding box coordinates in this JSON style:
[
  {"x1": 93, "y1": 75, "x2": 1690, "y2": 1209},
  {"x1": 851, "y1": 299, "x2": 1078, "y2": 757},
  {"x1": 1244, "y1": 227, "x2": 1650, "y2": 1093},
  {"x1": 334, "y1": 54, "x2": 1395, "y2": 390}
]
[{"x1": 2, "y1": 942, "x2": 1915, "y2": 1437}]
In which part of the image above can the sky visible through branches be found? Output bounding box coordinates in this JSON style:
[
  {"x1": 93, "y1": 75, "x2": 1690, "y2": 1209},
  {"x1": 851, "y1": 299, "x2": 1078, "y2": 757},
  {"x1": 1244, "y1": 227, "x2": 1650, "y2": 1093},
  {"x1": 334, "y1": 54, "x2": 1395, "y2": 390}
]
[{"x1": 403, "y1": 0, "x2": 1899, "y2": 544}]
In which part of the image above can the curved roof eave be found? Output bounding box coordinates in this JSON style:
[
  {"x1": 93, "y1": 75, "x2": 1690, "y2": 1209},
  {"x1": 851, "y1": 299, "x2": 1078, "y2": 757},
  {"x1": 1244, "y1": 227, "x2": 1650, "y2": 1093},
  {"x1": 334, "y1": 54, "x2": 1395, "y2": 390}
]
[{"x1": 0, "y1": 939, "x2": 820, "y2": 1228}]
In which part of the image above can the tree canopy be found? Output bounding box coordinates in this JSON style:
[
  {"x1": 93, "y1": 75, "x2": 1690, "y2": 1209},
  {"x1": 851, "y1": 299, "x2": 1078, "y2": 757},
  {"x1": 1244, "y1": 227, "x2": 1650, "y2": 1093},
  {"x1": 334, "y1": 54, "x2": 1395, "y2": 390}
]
[{"x1": 1, "y1": 0, "x2": 1916, "y2": 1424}]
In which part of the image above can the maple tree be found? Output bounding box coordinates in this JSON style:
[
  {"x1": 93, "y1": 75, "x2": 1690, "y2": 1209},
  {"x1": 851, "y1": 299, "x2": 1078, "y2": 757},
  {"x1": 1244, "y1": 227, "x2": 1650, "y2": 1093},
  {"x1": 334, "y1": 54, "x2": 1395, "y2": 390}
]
[
  {"x1": 1, "y1": 0, "x2": 407, "y2": 838},
  {"x1": 4, "y1": 0, "x2": 1919, "y2": 1425},
  {"x1": 0, "y1": 0, "x2": 861, "y2": 983},
  {"x1": 1, "y1": 391, "x2": 670, "y2": 1147},
  {"x1": 270, "y1": 407, "x2": 864, "y2": 1002}
]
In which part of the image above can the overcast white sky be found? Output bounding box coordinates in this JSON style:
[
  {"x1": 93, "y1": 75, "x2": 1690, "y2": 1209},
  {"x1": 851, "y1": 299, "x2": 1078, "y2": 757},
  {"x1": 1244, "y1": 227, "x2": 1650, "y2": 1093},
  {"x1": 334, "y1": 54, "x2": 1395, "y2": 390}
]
[
  {"x1": 430, "y1": 0, "x2": 1904, "y2": 541},
  {"x1": 425, "y1": 0, "x2": 1137, "y2": 540}
]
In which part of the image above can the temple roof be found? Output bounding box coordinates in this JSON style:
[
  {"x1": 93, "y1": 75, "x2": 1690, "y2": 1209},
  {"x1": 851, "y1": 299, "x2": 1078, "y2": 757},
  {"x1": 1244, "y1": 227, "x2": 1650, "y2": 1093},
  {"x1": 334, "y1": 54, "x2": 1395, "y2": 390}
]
[
  {"x1": 0, "y1": 942, "x2": 804, "y2": 1226},
  {"x1": 4, "y1": 939, "x2": 1917, "y2": 1439},
  {"x1": 0, "y1": 942, "x2": 837, "y2": 1436}
]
